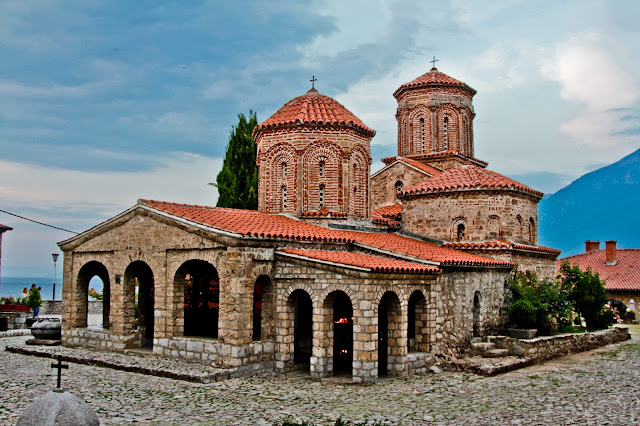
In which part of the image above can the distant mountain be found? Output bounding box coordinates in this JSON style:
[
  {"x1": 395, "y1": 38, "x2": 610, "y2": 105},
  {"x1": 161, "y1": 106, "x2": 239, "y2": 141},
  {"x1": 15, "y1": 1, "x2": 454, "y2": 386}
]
[{"x1": 539, "y1": 147, "x2": 640, "y2": 257}]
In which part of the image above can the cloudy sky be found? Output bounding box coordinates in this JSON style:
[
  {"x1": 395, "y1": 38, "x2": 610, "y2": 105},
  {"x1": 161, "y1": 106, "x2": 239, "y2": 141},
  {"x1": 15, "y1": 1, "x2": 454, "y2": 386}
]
[{"x1": 1, "y1": 0, "x2": 639, "y2": 276}]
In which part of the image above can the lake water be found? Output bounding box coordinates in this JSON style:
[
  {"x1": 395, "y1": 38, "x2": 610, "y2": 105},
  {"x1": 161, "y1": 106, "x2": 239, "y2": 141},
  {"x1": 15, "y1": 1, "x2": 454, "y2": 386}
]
[{"x1": 0, "y1": 276, "x2": 104, "y2": 300}]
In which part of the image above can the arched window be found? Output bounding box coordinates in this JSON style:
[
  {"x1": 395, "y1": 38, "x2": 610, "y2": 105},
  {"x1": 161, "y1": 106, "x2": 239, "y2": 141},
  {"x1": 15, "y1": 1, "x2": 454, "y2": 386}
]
[
  {"x1": 487, "y1": 216, "x2": 500, "y2": 239},
  {"x1": 319, "y1": 184, "x2": 325, "y2": 208},
  {"x1": 319, "y1": 160, "x2": 324, "y2": 177},
  {"x1": 528, "y1": 218, "x2": 535, "y2": 243},
  {"x1": 452, "y1": 218, "x2": 467, "y2": 241},
  {"x1": 282, "y1": 162, "x2": 287, "y2": 177},
  {"x1": 463, "y1": 117, "x2": 471, "y2": 155},
  {"x1": 420, "y1": 118, "x2": 425, "y2": 153},
  {"x1": 282, "y1": 186, "x2": 287, "y2": 210},
  {"x1": 457, "y1": 223, "x2": 465, "y2": 241},
  {"x1": 443, "y1": 116, "x2": 449, "y2": 150},
  {"x1": 516, "y1": 215, "x2": 524, "y2": 239},
  {"x1": 395, "y1": 181, "x2": 404, "y2": 200}
]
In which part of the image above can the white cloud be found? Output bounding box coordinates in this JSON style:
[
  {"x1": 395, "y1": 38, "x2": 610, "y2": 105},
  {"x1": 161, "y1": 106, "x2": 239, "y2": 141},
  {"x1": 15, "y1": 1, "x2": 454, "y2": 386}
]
[{"x1": 540, "y1": 31, "x2": 640, "y2": 147}]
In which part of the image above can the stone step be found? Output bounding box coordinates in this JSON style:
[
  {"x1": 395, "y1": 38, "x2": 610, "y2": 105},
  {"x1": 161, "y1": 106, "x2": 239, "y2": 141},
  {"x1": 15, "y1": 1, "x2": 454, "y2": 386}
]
[
  {"x1": 471, "y1": 341, "x2": 494, "y2": 355},
  {"x1": 483, "y1": 348, "x2": 509, "y2": 358},
  {"x1": 470, "y1": 337, "x2": 483, "y2": 344}
]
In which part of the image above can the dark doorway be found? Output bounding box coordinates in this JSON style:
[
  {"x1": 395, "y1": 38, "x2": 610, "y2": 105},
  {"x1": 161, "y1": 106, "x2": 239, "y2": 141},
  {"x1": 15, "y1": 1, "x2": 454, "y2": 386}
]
[
  {"x1": 253, "y1": 278, "x2": 265, "y2": 341},
  {"x1": 125, "y1": 261, "x2": 155, "y2": 348},
  {"x1": 292, "y1": 290, "x2": 312, "y2": 366},
  {"x1": 332, "y1": 292, "x2": 353, "y2": 376},
  {"x1": 378, "y1": 299, "x2": 389, "y2": 376},
  {"x1": 178, "y1": 260, "x2": 219, "y2": 338},
  {"x1": 473, "y1": 292, "x2": 481, "y2": 338}
]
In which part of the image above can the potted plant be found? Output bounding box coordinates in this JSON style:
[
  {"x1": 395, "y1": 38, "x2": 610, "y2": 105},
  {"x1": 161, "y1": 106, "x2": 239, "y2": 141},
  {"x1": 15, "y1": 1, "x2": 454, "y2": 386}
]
[
  {"x1": 508, "y1": 298, "x2": 538, "y2": 339},
  {"x1": 0, "y1": 296, "x2": 31, "y2": 313}
]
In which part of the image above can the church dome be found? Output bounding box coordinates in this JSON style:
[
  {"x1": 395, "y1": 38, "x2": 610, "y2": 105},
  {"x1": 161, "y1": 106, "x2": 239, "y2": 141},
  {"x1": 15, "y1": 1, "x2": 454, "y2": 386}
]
[
  {"x1": 393, "y1": 67, "x2": 477, "y2": 98},
  {"x1": 253, "y1": 88, "x2": 376, "y2": 138}
]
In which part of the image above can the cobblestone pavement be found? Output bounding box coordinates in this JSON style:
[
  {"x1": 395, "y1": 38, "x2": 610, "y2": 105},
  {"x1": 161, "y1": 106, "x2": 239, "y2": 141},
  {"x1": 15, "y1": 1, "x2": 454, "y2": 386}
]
[{"x1": 1, "y1": 327, "x2": 639, "y2": 425}]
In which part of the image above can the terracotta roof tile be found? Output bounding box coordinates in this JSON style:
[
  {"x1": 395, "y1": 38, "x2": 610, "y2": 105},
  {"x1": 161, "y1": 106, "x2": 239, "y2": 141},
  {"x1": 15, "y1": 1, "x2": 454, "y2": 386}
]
[
  {"x1": 387, "y1": 151, "x2": 488, "y2": 168},
  {"x1": 398, "y1": 157, "x2": 443, "y2": 176},
  {"x1": 393, "y1": 68, "x2": 477, "y2": 97},
  {"x1": 279, "y1": 249, "x2": 440, "y2": 274},
  {"x1": 402, "y1": 165, "x2": 543, "y2": 199},
  {"x1": 139, "y1": 199, "x2": 511, "y2": 267},
  {"x1": 299, "y1": 208, "x2": 348, "y2": 218},
  {"x1": 253, "y1": 88, "x2": 375, "y2": 138},
  {"x1": 445, "y1": 240, "x2": 561, "y2": 255},
  {"x1": 558, "y1": 249, "x2": 640, "y2": 291},
  {"x1": 371, "y1": 203, "x2": 402, "y2": 220}
]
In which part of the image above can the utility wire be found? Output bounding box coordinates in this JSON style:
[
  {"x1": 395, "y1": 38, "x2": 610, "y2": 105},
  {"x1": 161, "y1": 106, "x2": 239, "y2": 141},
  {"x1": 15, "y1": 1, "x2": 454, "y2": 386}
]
[{"x1": 0, "y1": 208, "x2": 80, "y2": 234}]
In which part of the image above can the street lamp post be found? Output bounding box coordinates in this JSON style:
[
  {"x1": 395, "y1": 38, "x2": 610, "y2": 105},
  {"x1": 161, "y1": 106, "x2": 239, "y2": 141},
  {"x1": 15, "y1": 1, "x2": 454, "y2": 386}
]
[{"x1": 52, "y1": 253, "x2": 59, "y2": 300}]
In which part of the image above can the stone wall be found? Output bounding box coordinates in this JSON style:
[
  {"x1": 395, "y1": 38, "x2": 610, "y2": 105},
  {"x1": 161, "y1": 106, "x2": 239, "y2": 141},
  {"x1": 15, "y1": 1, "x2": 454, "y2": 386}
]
[
  {"x1": 402, "y1": 190, "x2": 539, "y2": 244},
  {"x1": 0, "y1": 311, "x2": 30, "y2": 330},
  {"x1": 371, "y1": 162, "x2": 431, "y2": 210},
  {"x1": 606, "y1": 291, "x2": 640, "y2": 311},
  {"x1": 40, "y1": 300, "x2": 102, "y2": 315},
  {"x1": 491, "y1": 327, "x2": 630, "y2": 361}
]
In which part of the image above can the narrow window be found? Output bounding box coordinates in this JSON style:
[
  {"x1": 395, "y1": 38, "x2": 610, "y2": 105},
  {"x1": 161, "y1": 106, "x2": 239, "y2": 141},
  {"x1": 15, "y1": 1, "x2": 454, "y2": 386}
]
[
  {"x1": 443, "y1": 116, "x2": 449, "y2": 150},
  {"x1": 395, "y1": 181, "x2": 404, "y2": 200},
  {"x1": 319, "y1": 184, "x2": 325, "y2": 208},
  {"x1": 319, "y1": 161, "x2": 324, "y2": 177},
  {"x1": 420, "y1": 118, "x2": 425, "y2": 153},
  {"x1": 282, "y1": 162, "x2": 287, "y2": 178},
  {"x1": 464, "y1": 117, "x2": 470, "y2": 155},
  {"x1": 457, "y1": 223, "x2": 465, "y2": 241},
  {"x1": 282, "y1": 186, "x2": 287, "y2": 210}
]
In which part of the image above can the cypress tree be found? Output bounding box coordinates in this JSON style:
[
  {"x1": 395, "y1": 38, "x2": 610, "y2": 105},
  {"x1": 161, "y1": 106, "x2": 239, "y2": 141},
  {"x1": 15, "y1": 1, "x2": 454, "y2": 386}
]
[{"x1": 214, "y1": 111, "x2": 259, "y2": 209}]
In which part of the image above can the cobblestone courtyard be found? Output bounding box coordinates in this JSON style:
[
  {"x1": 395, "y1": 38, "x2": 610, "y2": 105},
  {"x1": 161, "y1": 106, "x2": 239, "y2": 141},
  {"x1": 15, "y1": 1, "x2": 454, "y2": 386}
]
[{"x1": 1, "y1": 326, "x2": 639, "y2": 425}]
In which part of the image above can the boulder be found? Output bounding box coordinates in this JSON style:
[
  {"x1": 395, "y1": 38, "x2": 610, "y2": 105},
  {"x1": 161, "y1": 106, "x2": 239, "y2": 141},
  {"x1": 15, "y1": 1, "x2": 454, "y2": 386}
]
[{"x1": 16, "y1": 389, "x2": 100, "y2": 425}]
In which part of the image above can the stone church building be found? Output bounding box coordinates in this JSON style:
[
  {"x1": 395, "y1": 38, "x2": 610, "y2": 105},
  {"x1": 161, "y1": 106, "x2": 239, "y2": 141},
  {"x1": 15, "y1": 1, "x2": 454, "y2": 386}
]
[{"x1": 58, "y1": 67, "x2": 559, "y2": 383}]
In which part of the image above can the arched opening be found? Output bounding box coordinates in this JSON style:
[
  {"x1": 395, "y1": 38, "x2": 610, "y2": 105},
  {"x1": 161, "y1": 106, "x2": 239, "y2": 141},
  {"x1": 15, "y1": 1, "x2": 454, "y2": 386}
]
[
  {"x1": 528, "y1": 218, "x2": 535, "y2": 243},
  {"x1": 443, "y1": 116, "x2": 449, "y2": 150},
  {"x1": 124, "y1": 261, "x2": 154, "y2": 347},
  {"x1": 329, "y1": 291, "x2": 353, "y2": 376},
  {"x1": 420, "y1": 117, "x2": 426, "y2": 153},
  {"x1": 473, "y1": 291, "x2": 482, "y2": 338},
  {"x1": 408, "y1": 291, "x2": 427, "y2": 353},
  {"x1": 176, "y1": 260, "x2": 219, "y2": 338},
  {"x1": 608, "y1": 299, "x2": 627, "y2": 318},
  {"x1": 289, "y1": 289, "x2": 312, "y2": 367},
  {"x1": 378, "y1": 291, "x2": 401, "y2": 377},
  {"x1": 252, "y1": 275, "x2": 274, "y2": 341},
  {"x1": 395, "y1": 181, "x2": 404, "y2": 201},
  {"x1": 516, "y1": 215, "x2": 524, "y2": 240},
  {"x1": 76, "y1": 261, "x2": 110, "y2": 329},
  {"x1": 488, "y1": 216, "x2": 500, "y2": 239}
]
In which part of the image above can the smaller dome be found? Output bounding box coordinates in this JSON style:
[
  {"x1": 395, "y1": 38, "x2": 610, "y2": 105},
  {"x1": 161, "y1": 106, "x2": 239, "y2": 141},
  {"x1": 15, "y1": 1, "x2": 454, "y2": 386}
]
[
  {"x1": 17, "y1": 390, "x2": 100, "y2": 426},
  {"x1": 253, "y1": 88, "x2": 375, "y2": 138},
  {"x1": 393, "y1": 67, "x2": 477, "y2": 98}
]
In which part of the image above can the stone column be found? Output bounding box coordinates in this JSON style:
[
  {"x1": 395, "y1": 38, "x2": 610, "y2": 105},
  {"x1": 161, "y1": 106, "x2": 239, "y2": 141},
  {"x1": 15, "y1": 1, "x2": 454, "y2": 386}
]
[
  {"x1": 352, "y1": 304, "x2": 377, "y2": 384},
  {"x1": 310, "y1": 306, "x2": 331, "y2": 379}
]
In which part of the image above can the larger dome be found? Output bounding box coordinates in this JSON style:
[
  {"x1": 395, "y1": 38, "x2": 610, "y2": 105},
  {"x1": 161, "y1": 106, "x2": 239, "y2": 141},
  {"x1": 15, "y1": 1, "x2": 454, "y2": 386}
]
[
  {"x1": 393, "y1": 67, "x2": 477, "y2": 98},
  {"x1": 253, "y1": 88, "x2": 375, "y2": 138}
]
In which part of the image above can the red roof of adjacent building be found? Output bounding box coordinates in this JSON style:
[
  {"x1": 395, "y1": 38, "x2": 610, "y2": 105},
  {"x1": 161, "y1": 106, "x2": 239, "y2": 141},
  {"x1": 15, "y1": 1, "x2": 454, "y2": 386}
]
[
  {"x1": 382, "y1": 151, "x2": 488, "y2": 168},
  {"x1": 253, "y1": 88, "x2": 375, "y2": 138},
  {"x1": 402, "y1": 165, "x2": 543, "y2": 199},
  {"x1": 445, "y1": 240, "x2": 561, "y2": 255},
  {"x1": 0, "y1": 224, "x2": 12, "y2": 231},
  {"x1": 279, "y1": 249, "x2": 440, "y2": 274},
  {"x1": 136, "y1": 199, "x2": 510, "y2": 268},
  {"x1": 397, "y1": 157, "x2": 443, "y2": 176},
  {"x1": 299, "y1": 208, "x2": 348, "y2": 218},
  {"x1": 558, "y1": 249, "x2": 640, "y2": 291},
  {"x1": 393, "y1": 67, "x2": 477, "y2": 97},
  {"x1": 371, "y1": 203, "x2": 402, "y2": 220}
]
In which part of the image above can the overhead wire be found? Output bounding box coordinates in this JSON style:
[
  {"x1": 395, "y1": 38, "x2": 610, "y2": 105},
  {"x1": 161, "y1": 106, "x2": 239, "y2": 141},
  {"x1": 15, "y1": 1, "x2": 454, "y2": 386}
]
[{"x1": 0, "y1": 208, "x2": 80, "y2": 234}]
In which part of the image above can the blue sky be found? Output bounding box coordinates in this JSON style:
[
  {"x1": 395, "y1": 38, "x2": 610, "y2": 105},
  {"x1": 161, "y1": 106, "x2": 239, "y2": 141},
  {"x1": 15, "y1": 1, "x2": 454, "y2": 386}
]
[{"x1": 1, "y1": 0, "x2": 640, "y2": 276}]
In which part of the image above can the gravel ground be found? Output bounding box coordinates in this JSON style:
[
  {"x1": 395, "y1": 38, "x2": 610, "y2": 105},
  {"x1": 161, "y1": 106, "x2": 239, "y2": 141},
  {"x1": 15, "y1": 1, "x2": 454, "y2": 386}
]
[{"x1": 1, "y1": 326, "x2": 639, "y2": 425}]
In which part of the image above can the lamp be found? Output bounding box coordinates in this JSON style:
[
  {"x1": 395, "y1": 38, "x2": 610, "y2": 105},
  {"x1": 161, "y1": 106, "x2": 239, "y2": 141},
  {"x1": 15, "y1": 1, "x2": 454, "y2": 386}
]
[{"x1": 52, "y1": 253, "x2": 59, "y2": 300}]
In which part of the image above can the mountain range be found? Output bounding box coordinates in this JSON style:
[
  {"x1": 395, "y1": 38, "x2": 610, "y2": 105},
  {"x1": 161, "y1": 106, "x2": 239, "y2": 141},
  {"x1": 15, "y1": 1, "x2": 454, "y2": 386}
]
[{"x1": 538, "y1": 147, "x2": 640, "y2": 257}]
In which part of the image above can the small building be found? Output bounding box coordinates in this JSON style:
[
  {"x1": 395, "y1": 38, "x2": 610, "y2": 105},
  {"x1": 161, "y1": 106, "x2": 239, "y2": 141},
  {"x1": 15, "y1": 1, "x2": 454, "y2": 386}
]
[
  {"x1": 0, "y1": 223, "x2": 12, "y2": 289},
  {"x1": 558, "y1": 240, "x2": 640, "y2": 314}
]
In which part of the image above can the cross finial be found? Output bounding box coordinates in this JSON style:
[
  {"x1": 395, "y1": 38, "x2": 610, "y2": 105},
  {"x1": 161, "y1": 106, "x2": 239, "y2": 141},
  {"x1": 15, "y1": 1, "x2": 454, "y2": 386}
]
[
  {"x1": 430, "y1": 56, "x2": 439, "y2": 68},
  {"x1": 310, "y1": 75, "x2": 317, "y2": 89},
  {"x1": 51, "y1": 355, "x2": 68, "y2": 389}
]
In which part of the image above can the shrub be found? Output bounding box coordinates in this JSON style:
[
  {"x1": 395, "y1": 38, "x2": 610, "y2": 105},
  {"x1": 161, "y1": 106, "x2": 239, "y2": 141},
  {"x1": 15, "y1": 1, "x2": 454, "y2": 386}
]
[
  {"x1": 626, "y1": 309, "x2": 636, "y2": 321},
  {"x1": 509, "y1": 299, "x2": 537, "y2": 329},
  {"x1": 558, "y1": 261, "x2": 609, "y2": 330},
  {"x1": 25, "y1": 287, "x2": 42, "y2": 310}
]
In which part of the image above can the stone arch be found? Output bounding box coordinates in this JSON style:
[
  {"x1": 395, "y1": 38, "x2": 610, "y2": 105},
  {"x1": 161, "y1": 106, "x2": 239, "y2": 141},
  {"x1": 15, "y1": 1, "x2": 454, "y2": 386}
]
[
  {"x1": 322, "y1": 290, "x2": 353, "y2": 376},
  {"x1": 487, "y1": 215, "x2": 500, "y2": 239},
  {"x1": 174, "y1": 259, "x2": 219, "y2": 338},
  {"x1": 262, "y1": 142, "x2": 297, "y2": 213},
  {"x1": 408, "y1": 290, "x2": 428, "y2": 353},
  {"x1": 397, "y1": 110, "x2": 410, "y2": 156},
  {"x1": 516, "y1": 215, "x2": 524, "y2": 240},
  {"x1": 75, "y1": 261, "x2": 110, "y2": 329},
  {"x1": 285, "y1": 289, "x2": 313, "y2": 369},
  {"x1": 473, "y1": 291, "x2": 482, "y2": 338},
  {"x1": 528, "y1": 217, "x2": 536, "y2": 244},
  {"x1": 123, "y1": 260, "x2": 155, "y2": 347},
  {"x1": 302, "y1": 140, "x2": 343, "y2": 212},
  {"x1": 409, "y1": 106, "x2": 432, "y2": 154},
  {"x1": 348, "y1": 146, "x2": 369, "y2": 217},
  {"x1": 436, "y1": 105, "x2": 459, "y2": 152},
  {"x1": 378, "y1": 291, "x2": 403, "y2": 377},
  {"x1": 452, "y1": 217, "x2": 467, "y2": 242},
  {"x1": 252, "y1": 275, "x2": 275, "y2": 341}
]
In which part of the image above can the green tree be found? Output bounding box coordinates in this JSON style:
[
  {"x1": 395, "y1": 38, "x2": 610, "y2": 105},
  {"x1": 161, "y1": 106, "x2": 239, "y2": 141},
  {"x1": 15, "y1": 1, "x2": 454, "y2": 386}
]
[
  {"x1": 213, "y1": 111, "x2": 259, "y2": 209},
  {"x1": 558, "y1": 261, "x2": 610, "y2": 330},
  {"x1": 26, "y1": 287, "x2": 42, "y2": 310}
]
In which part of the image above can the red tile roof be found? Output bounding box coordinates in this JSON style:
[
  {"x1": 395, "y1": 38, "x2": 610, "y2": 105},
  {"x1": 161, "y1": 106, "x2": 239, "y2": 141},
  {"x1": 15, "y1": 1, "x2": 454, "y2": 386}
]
[
  {"x1": 371, "y1": 203, "x2": 402, "y2": 220},
  {"x1": 253, "y1": 88, "x2": 375, "y2": 138},
  {"x1": 558, "y1": 249, "x2": 640, "y2": 291},
  {"x1": 402, "y1": 165, "x2": 543, "y2": 199},
  {"x1": 382, "y1": 151, "x2": 488, "y2": 168},
  {"x1": 393, "y1": 67, "x2": 477, "y2": 97},
  {"x1": 445, "y1": 240, "x2": 561, "y2": 255},
  {"x1": 397, "y1": 157, "x2": 443, "y2": 176},
  {"x1": 279, "y1": 249, "x2": 440, "y2": 274},
  {"x1": 299, "y1": 208, "x2": 348, "y2": 218},
  {"x1": 0, "y1": 224, "x2": 12, "y2": 231},
  {"x1": 138, "y1": 199, "x2": 510, "y2": 268}
]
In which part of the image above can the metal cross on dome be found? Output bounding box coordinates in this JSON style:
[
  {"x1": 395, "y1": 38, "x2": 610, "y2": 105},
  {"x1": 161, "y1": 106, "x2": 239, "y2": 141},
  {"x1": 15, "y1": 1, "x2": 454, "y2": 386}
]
[
  {"x1": 430, "y1": 56, "x2": 439, "y2": 68},
  {"x1": 51, "y1": 355, "x2": 68, "y2": 389},
  {"x1": 310, "y1": 75, "x2": 317, "y2": 89}
]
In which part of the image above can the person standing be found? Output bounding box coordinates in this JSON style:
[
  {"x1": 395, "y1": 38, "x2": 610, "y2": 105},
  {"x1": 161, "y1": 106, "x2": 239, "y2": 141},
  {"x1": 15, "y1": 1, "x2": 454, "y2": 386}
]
[{"x1": 27, "y1": 284, "x2": 42, "y2": 318}]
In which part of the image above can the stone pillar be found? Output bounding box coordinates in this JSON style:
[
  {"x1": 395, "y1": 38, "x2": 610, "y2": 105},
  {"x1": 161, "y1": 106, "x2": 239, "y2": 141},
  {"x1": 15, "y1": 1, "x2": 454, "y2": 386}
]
[
  {"x1": 274, "y1": 289, "x2": 294, "y2": 372},
  {"x1": 352, "y1": 305, "x2": 377, "y2": 384},
  {"x1": 310, "y1": 306, "x2": 331, "y2": 379},
  {"x1": 218, "y1": 248, "x2": 253, "y2": 345},
  {"x1": 61, "y1": 252, "x2": 76, "y2": 332}
]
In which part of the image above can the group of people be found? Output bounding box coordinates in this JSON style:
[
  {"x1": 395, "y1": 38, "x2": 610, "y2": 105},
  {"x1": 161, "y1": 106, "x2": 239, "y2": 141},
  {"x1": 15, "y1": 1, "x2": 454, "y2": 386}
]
[{"x1": 21, "y1": 284, "x2": 42, "y2": 317}]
